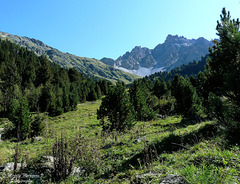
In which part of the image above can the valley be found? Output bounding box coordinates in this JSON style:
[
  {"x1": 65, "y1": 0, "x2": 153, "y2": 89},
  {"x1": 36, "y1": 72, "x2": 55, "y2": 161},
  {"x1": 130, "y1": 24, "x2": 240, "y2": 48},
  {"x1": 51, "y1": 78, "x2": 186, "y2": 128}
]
[{"x1": 0, "y1": 7, "x2": 240, "y2": 184}]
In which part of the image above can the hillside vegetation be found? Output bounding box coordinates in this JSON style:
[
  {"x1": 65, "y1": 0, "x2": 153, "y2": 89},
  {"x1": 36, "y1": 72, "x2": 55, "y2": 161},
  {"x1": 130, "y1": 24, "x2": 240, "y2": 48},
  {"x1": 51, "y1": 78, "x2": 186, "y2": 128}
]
[
  {"x1": 0, "y1": 31, "x2": 140, "y2": 84},
  {"x1": 0, "y1": 8, "x2": 240, "y2": 183},
  {"x1": 1, "y1": 102, "x2": 239, "y2": 183}
]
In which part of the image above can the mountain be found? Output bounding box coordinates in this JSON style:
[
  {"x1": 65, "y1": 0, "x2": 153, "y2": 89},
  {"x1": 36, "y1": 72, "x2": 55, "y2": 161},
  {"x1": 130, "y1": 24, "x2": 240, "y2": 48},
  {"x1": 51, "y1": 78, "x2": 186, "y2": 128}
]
[
  {"x1": 0, "y1": 31, "x2": 140, "y2": 83},
  {"x1": 104, "y1": 35, "x2": 213, "y2": 77},
  {"x1": 145, "y1": 54, "x2": 208, "y2": 82},
  {"x1": 115, "y1": 46, "x2": 155, "y2": 70},
  {"x1": 100, "y1": 57, "x2": 115, "y2": 67}
]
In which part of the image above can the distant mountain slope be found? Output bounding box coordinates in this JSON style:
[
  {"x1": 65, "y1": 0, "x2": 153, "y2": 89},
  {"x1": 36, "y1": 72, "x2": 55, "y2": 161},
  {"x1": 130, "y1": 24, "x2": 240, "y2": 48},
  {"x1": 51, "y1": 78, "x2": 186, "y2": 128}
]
[
  {"x1": 100, "y1": 57, "x2": 115, "y2": 67},
  {"x1": 0, "y1": 31, "x2": 140, "y2": 83},
  {"x1": 145, "y1": 54, "x2": 208, "y2": 82},
  {"x1": 102, "y1": 35, "x2": 213, "y2": 77}
]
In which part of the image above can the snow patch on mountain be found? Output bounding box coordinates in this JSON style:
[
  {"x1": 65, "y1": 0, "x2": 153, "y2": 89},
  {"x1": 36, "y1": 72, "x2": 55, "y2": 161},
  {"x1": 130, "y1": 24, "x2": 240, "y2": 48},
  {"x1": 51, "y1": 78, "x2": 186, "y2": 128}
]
[
  {"x1": 171, "y1": 42, "x2": 193, "y2": 47},
  {"x1": 115, "y1": 66, "x2": 165, "y2": 77}
]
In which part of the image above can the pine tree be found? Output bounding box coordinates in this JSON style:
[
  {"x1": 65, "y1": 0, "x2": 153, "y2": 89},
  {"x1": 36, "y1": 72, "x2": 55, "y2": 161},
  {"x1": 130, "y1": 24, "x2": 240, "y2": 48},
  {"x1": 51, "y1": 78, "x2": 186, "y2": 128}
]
[
  {"x1": 7, "y1": 97, "x2": 32, "y2": 140},
  {"x1": 206, "y1": 8, "x2": 240, "y2": 106},
  {"x1": 19, "y1": 97, "x2": 32, "y2": 139},
  {"x1": 39, "y1": 82, "x2": 54, "y2": 113},
  {"x1": 129, "y1": 80, "x2": 156, "y2": 121},
  {"x1": 171, "y1": 75, "x2": 202, "y2": 117},
  {"x1": 68, "y1": 68, "x2": 81, "y2": 83},
  {"x1": 88, "y1": 89, "x2": 98, "y2": 101},
  {"x1": 97, "y1": 81, "x2": 135, "y2": 132},
  {"x1": 95, "y1": 84, "x2": 102, "y2": 99},
  {"x1": 37, "y1": 56, "x2": 53, "y2": 86},
  {"x1": 97, "y1": 79, "x2": 108, "y2": 95},
  {"x1": 69, "y1": 83, "x2": 79, "y2": 110},
  {"x1": 62, "y1": 84, "x2": 70, "y2": 112},
  {"x1": 205, "y1": 9, "x2": 240, "y2": 142},
  {"x1": 153, "y1": 79, "x2": 168, "y2": 98}
]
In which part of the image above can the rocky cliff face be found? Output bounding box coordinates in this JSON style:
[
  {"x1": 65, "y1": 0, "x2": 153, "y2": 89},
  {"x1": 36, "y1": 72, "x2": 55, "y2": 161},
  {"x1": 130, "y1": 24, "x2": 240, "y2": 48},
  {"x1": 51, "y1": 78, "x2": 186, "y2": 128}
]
[
  {"x1": 115, "y1": 46, "x2": 155, "y2": 70},
  {"x1": 104, "y1": 35, "x2": 213, "y2": 77},
  {"x1": 152, "y1": 35, "x2": 212, "y2": 70}
]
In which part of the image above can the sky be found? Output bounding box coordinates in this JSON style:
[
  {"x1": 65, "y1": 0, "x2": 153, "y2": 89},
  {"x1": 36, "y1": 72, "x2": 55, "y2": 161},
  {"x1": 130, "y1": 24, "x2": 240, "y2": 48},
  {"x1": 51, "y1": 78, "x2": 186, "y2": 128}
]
[{"x1": 1, "y1": 0, "x2": 240, "y2": 60}]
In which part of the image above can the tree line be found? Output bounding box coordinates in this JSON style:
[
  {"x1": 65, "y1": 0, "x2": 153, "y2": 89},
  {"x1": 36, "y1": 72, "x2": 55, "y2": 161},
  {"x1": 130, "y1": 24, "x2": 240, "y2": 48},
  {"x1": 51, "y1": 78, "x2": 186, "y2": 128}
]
[
  {"x1": 97, "y1": 8, "x2": 240, "y2": 143},
  {"x1": 145, "y1": 55, "x2": 208, "y2": 82},
  {"x1": 0, "y1": 39, "x2": 111, "y2": 140}
]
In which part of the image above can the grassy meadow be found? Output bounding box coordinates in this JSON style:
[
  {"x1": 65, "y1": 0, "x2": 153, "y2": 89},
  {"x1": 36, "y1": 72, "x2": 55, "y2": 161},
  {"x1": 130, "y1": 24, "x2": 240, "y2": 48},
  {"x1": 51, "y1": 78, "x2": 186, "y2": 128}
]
[{"x1": 0, "y1": 100, "x2": 240, "y2": 183}]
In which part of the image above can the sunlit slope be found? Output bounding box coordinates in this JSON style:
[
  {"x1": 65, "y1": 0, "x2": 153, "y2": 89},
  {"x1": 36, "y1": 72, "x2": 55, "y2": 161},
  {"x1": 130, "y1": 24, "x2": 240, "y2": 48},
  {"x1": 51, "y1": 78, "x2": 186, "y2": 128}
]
[{"x1": 0, "y1": 31, "x2": 140, "y2": 83}]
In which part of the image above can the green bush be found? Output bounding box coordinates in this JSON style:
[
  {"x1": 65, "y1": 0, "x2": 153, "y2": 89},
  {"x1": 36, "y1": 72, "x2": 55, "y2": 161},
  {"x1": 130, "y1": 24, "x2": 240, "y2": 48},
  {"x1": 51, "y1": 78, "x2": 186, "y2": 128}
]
[
  {"x1": 31, "y1": 113, "x2": 46, "y2": 137},
  {"x1": 97, "y1": 81, "x2": 135, "y2": 132},
  {"x1": 157, "y1": 95, "x2": 175, "y2": 117}
]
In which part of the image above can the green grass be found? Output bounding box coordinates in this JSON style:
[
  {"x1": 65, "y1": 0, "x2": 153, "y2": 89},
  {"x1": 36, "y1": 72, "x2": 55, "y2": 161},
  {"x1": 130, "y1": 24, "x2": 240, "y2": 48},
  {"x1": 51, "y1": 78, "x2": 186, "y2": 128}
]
[{"x1": 0, "y1": 101, "x2": 240, "y2": 183}]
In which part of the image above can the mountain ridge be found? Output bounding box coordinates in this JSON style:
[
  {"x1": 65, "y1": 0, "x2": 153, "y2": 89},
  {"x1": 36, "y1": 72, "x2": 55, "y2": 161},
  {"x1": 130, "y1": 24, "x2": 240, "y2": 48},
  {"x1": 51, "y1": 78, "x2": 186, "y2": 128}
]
[
  {"x1": 101, "y1": 35, "x2": 213, "y2": 77},
  {"x1": 0, "y1": 31, "x2": 140, "y2": 83}
]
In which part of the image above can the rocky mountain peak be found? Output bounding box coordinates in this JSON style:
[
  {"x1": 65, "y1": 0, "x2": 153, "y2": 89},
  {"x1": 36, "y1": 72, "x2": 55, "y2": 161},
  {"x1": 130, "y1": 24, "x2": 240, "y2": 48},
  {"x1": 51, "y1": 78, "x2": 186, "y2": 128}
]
[
  {"x1": 110, "y1": 35, "x2": 213, "y2": 77},
  {"x1": 164, "y1": 34, "x2": 195, "y2": 47},
  {"x1": 131, "y1": 46, "x2": 150, "y2": 52},
  {"x1": 114, "y1": 46, "x2": 153, "y2": 70},
  {"x1": 165, "y1": 34, "x2": 181, "y2": 42}
]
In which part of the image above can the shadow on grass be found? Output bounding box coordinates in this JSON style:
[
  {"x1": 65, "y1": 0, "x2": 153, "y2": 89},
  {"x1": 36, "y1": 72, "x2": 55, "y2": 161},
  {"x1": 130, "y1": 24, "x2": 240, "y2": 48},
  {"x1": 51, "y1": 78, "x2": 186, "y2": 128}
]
[
  {"x1": 175, "y1": 116, "x2": 211, "y2": 129},
  {"x1": 100, "y1": 122, "x2": 217, "y2": 178}
]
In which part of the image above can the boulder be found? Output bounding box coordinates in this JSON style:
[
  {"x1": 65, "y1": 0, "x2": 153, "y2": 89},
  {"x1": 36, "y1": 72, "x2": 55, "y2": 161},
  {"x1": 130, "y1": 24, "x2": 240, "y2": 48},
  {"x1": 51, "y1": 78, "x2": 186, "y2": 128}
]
[
  {"x1": 34, "y1": 136, "x2": 42, "y2": 142},
  {"x1": 134, "y1": 172, "x2": 161, "y2": 183},
  {"x1": 0, "y1": 162, "x2": 26, "y2": 172},
  {"x1": 134, "y1": 136, "x2": 146, "y2": 143},
  {"x1": 160, "y1": 174, "x2": 186, "y2": 184},
  {"x1": 71, "y1": 166, "x2": 85, "y2": 177},
  {"x1": 40, "y1": 156, "x2": 54, "y2": 169}
]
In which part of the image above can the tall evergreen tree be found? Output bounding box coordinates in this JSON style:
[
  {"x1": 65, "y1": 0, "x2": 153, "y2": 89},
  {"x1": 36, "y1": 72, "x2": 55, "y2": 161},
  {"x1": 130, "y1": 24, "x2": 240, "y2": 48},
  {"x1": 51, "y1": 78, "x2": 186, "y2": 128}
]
[
  {"x1": 7, "y1": 97, "x2": 32, "y2": 140},
  {"x1": 37, "y1": 56, "x2": 53, "y2": 86},
  {"x1": 205, "y1": 9, "x2": 240, "y2": 142},
  {"x1": 69, "y1": 83, "x2": 79, "y2": 110},
  {"x1": 153, "y1": 79, "x2": 168, "y2": 98},
  {"x1": 129, "y1": 80, "x2": 156, "y2": 121},
  {"x1": 206, "y1": 8, "x2": 240, "y2": 106}
]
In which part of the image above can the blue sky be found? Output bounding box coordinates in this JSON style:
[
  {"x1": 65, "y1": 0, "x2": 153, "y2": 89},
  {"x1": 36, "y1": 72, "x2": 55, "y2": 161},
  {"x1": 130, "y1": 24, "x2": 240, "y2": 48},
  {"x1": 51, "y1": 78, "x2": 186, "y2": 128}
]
[{"x1": 1, "y1": 0, "x2": 240, "y2": 60}]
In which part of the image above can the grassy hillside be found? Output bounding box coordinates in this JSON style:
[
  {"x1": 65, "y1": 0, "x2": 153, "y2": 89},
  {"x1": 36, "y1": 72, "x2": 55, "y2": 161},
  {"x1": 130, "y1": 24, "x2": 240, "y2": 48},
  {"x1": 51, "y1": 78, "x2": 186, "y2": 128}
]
[
  {"x1": 0, "y1": 101, "x2": 239, "y2": 183},
  {"x1": 0, "y1": 31, "x2": 141, "y2": 84}
]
